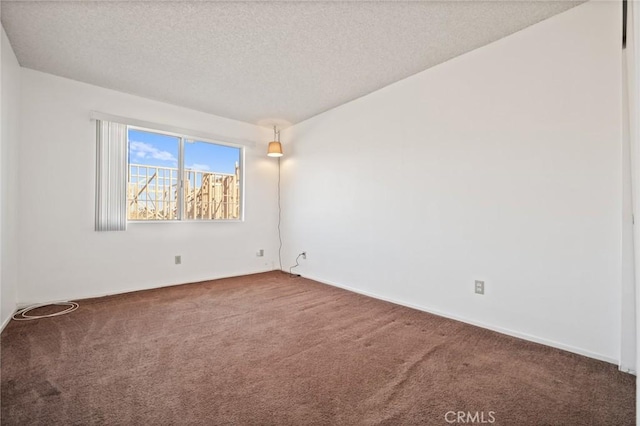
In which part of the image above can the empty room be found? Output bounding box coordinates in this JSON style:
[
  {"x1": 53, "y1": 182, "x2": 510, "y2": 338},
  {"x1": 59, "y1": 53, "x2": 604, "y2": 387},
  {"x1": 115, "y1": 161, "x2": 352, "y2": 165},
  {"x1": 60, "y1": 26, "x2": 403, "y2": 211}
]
[{"x1": 0, "y1": 1, "x2": 637, "y2": 424}]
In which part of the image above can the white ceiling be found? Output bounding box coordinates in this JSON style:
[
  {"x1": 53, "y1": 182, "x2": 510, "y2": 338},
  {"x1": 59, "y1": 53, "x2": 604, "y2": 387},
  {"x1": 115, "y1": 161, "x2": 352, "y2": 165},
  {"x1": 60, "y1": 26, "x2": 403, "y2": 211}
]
[{"x1": 1, "y1": 1, "x2": 583, "y2": 127}]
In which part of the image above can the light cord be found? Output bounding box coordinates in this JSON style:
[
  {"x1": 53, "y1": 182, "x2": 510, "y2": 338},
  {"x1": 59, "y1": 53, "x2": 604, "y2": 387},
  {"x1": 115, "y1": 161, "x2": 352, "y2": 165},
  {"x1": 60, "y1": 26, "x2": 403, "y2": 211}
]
[
  {"x1": 277, "y1": 157, "x2": 283, "y2": 271},
  {"x1": 289, "y1": 253, "x2": 303, "y2": 277}
]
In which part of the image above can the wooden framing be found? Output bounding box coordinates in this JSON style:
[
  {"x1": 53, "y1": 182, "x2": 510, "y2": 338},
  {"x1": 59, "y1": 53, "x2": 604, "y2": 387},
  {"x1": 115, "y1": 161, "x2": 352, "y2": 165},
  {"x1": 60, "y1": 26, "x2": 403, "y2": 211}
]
[{"x1": 127, "y1": 163, "x2": 240, "y2": 220}]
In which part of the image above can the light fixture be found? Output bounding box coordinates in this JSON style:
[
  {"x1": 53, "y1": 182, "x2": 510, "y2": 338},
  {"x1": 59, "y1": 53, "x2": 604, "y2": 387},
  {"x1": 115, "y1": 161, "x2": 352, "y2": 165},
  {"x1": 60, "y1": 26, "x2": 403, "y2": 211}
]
[{"x1": 267, "y1": 125, "x2": 283, "y2": 157}]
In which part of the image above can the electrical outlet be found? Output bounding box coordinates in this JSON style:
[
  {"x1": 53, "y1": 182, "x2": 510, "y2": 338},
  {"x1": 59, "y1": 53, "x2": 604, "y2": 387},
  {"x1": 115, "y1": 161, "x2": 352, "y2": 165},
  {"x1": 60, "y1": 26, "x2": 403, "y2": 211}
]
[
  {"x1": 475, "y1": 280, "x2": 484, "y2": 295},
  {"x1": 302, "y1": 252, "x2": 307, "y2": 260},
  {"x1": 175, "y1": 255, "x2": 182, "y2": 265},
  {"x1": 257, "y1": 249, "x2": 264, "y2": 257}
]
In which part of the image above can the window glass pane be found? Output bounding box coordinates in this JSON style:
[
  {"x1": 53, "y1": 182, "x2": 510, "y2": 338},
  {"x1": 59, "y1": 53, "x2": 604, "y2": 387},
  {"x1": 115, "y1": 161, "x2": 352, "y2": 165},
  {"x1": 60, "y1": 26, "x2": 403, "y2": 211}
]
[
  {"x1": 127, "y1": 129, "x2": 180, "y2": 220},
  {"x1": 183, "y1": 140, "x2": 241, "y2": 220}
]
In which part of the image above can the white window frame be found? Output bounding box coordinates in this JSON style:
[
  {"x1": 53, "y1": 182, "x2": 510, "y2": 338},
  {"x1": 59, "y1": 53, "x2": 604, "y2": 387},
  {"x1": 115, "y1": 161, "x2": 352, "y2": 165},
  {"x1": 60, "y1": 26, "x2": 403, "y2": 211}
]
[{"x1": 127, "y1": 124, "x2": 245, "y2": 223}]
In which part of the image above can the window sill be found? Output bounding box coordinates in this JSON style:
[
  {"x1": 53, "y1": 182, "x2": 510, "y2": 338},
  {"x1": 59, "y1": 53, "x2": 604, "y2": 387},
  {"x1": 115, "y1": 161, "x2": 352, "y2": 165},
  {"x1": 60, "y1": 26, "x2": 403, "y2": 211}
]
[{"x1": 127, "y1": 219, "x2": 244, "y2": 224}]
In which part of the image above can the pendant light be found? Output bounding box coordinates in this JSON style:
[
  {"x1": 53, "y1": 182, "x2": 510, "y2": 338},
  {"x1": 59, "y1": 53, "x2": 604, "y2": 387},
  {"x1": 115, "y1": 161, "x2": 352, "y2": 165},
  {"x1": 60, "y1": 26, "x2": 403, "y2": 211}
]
[{"x1": 267, "y1": 125, "x2": 283, "y2": 157}]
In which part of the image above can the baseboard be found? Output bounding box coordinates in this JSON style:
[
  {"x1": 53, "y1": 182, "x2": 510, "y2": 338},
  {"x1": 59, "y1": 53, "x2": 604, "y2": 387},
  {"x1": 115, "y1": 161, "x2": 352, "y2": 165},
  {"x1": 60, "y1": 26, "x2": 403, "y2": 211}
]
[
  {"x1": 16, "y1": 267, "x2": 277, "y2": 308},
  {"x1": 618, "y1": 365, "x2": 637, "y2": 375},
  {"x1": 12, "y1": 269, "x2": 622, "y2": 367},
  {"x1": 1, "y1": 311, "x2": 14, "y2": 333},
  {"x1": 303, "y1": 273, "x2": 619, "y2": 366}
]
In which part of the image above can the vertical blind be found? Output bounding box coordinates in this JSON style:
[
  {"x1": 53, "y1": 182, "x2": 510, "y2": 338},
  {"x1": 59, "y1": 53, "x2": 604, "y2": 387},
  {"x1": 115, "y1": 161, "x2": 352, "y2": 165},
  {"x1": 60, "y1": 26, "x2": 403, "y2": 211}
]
[{"x1": 95, "y1": 120, "x2": 127, "y2": 231}]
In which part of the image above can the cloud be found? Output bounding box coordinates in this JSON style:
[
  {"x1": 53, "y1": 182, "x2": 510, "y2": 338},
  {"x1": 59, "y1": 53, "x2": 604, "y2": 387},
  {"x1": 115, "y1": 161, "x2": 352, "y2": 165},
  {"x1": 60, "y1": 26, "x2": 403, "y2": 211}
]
[
  {"x1": 186, "y1": 163, "x2": 210, "y2": 171},
  {"x1": 129, "y1": 141, "x2": 177, "y2": 163}
]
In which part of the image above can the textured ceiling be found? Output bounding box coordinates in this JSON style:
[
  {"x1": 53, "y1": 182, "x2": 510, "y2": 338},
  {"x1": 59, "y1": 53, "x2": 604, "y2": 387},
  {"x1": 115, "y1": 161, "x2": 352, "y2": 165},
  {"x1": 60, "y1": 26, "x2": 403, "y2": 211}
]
[{"x1": 1, "y1": 1, "x2": 583, "y2": 127}]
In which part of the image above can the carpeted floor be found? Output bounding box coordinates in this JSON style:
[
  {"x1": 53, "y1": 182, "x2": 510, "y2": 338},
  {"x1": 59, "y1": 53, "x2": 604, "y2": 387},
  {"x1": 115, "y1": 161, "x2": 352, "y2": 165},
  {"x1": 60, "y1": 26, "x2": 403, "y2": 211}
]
[{"x1": 1, "y1": 272, "x2": 635, "y2": 425}]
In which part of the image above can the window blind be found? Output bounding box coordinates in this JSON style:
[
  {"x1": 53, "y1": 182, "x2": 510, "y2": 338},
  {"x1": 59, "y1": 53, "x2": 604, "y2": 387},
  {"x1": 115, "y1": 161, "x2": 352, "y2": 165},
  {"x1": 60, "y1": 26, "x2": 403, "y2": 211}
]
[{"x1": 95, "y1": 120, "x2": 127, "y2": 231}]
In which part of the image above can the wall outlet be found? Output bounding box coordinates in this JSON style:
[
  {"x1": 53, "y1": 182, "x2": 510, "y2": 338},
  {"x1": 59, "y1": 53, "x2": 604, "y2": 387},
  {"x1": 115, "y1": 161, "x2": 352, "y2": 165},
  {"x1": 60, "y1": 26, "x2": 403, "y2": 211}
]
[
  {"x1": 257, "y1": 249, "x2": 264, "y2": 257},
  {"x1": 302, "y1": 252, "x2": 307, "y2": 260},
  {"x1": 475, "y1": 280, "x2": 484, "y2": 295},
  {"x1": 175, "y1": 255, "x2": 182, "y2": 265}
]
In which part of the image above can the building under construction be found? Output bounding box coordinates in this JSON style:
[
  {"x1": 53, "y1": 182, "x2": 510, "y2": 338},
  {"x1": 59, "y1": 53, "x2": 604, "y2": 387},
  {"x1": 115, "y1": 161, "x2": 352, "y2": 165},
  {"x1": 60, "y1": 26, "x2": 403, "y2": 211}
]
[{"x1": 127, "y1": 163, "x2": 240, "y2": 220}]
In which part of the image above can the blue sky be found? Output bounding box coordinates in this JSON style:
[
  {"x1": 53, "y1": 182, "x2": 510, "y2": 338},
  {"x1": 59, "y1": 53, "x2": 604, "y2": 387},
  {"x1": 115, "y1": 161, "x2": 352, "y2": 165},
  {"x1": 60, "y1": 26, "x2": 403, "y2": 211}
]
[{"x1": 128, "y1": 128, "x2": 240, "y2": 174}]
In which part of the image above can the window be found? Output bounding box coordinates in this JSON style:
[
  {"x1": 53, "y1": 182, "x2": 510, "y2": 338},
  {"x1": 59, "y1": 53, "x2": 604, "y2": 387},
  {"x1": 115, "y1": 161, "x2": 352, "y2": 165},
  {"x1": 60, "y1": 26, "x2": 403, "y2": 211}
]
[{"x1": 127, "y1": 127, "x2": 242, "y2": 221}]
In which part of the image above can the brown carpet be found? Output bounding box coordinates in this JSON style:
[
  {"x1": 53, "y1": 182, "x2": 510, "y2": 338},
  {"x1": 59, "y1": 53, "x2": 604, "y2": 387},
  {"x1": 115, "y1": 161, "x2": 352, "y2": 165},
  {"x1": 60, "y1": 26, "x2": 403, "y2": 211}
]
[{"x1": 1, "y1": 272, "x2": 635, "y2": 425}]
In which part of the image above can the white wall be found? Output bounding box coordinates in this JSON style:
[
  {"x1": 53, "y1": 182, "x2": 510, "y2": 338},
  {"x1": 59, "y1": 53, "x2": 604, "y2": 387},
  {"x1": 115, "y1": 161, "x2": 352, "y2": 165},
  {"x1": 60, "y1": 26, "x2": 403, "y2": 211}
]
[
  {"x1": 621, "y1": 50, "x2": 636, "y2": 373},
  {"x1": 625, "y1": 1, "x2": 640, "y2": 420},
  {"x1": 18, "y1": 69, "x2": 279, "y2": 304},
  {"x1": 281, "y1": 1, "x2": 622, "y2": 362},
  {"x1": 1, "y1": 26, "x2": 21, "y2": 328}
]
